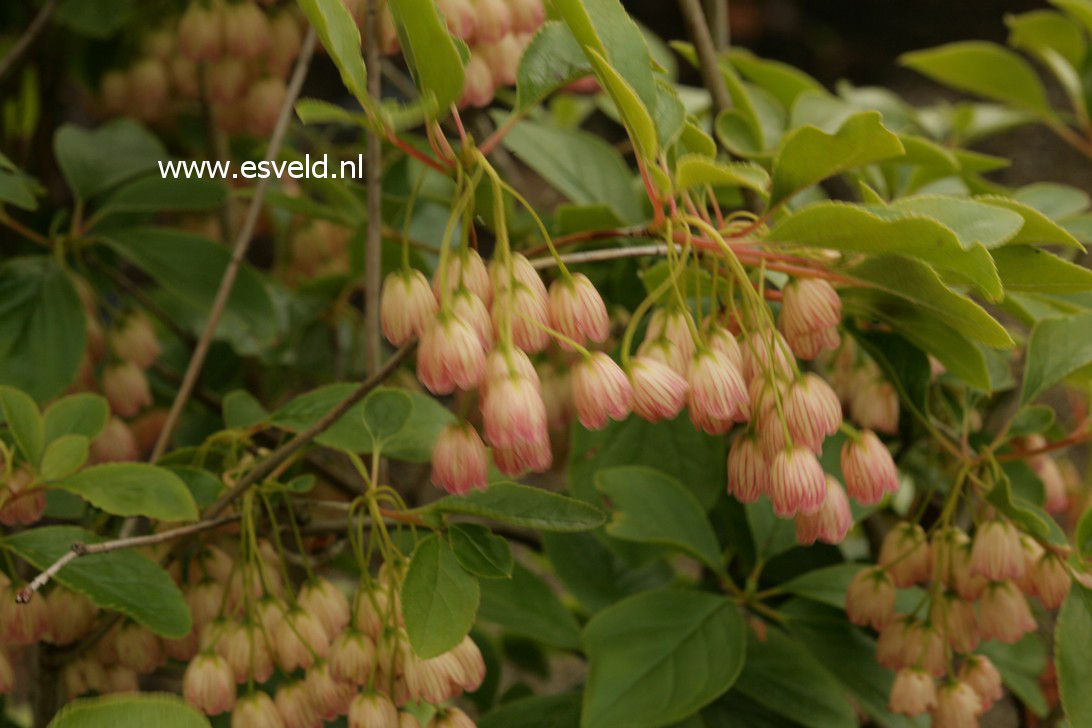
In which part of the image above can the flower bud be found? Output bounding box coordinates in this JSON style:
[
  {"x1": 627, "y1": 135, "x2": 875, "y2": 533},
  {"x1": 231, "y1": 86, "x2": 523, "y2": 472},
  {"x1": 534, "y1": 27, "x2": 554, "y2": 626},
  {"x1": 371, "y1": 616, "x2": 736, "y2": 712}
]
[
  {"x1": 274, "y1": 610, "x2": 330, "y2": 672},
  {"x1": 879, "y1": 523, "x2": 931, "y2": 587},
  {"x1": 688, "y1": 349, "x2": 747, "y2": 435},
  {"x1": 652, "y1": 308, "x2": 696, "y2": 370},
  {"x1": 222, "y1": 1, "x2": 270, "y2": 60},
  {"x1": 452, "y1": 288, "x2": 493, "y2": 349},
  {"x1": 428, "y1": 707, "x2": 476, "y2": 728},
  {"x1": 970, "y1": 519, "x2": 1025, "y2": 582},
  {"x1": 628, "y1": 356, "x2": 688, "y2": 422},
  {"x1": 471, "y1": 0, "x2": 512, "y2": 43},
  {"x1": 163, "y1": 631, "x2": 200, "y2": 662},
  {"x1": 500, "y1": 282, "x2": 552, "y2": 353},
  {"x1": 417, "y1": 313, "x2": 486, "y2": 394},
  {"x1": 929, "y1": 592, "x2": 978, "y2": 654},
  {"x1": 103, "y1": 361, "x2": 153, "y2": 417},
  {"x1": 298, "y1": 578, "x2": 351, "y2": 641},
  {"x1": 349, "y1": 692, "x2": 399, "y2": 728},
  {"x1": 784, "y1": 326, "x2": 840, "y2": 361},
  {"x1": 400, "y1": 712, "x2": 423, "y2": 728},
  {"x1": 2, "y1": 588, "x2": 49, "y2": 644},
  {"x1": 100, "y1": 70, "x2": 129, "y2": 115},
  {"x1": 889, "y1": 669, "x2": 936, "y2": 717},
  {"x1": 933, "y1": 680, "x2": 982, "y2": 728},
  {"x1": 1029, "y1": 451, "x2": 1069, "y2": 514},
  {"x1": 381, "y1": 269, "x2": 438, "y2": 346},
  {"x1": 449, "y1": 634, "x2": 486, "y2": 692},
  {"x1": 493, "y1": 437, "x2": 552, "y2": 476},
  {"x1": 549, "y1": 273, "x2": 609, "y2": 350},
  {"x1": 130, "y1": 408, "x2": 169, "y2": 457},
  {"x1": 183, "y1": 652, "x2": 236, "y2": 716},
  {"x1": 89, "y1": 416, "x2": 140, "y2": 464},
  {"x1": 784, "y1": 373, "x2": 841, "y2": 453},
  {"x1": 304, "y1": 661, "x2": 354, "y2": 721},
  {"x1": 329, "y1": 629, "x2": 375, "y2": 685},
  {"x1": 932, "y1": 528, "x2": 986, "y2": 601},
  {"x1": 208, "y1": 58, "x2": 249, "y2": 105},
  {"x1": 637, "y1": 335, "x2": 689, "y2": 378},
  {"x1": 769, "y1": 446, "x2": 826, "y2": 517},
  {"x1": 404, "y1": 651, "x2": 460, "y2": 704},
  {"x1": 726, "y1": 432, "x2": 767, "y2": 503},
  {"x1": 959, "y1": 655, "x2": 1002, "y2": 712},
  {"x1": 571, "y1": 353, "x2": 631, "y2": 430},
  {"x1": 353, "y1": 586, "x2": 400, "y2": 639},
  {"x1": 232, "y1": 691, "x2": 286, "y2": 728},
  {"x1": 849, "y1": 379, "x2": 899, "y2": 435},
  {"x1": 740, "y1": 328, "x2": 793, "y2": 383},
  {"x1": 708, "y1": 326, "x2": 743, "y2": 370},
  {"x1": 508, "y1": 0, "x2": 546, "y2": 33},
  {"x1": 116, "y1": 623, "x2": 163, "y2": 674},
  {"x1": 0, "y1": 467, "x2": 45, "y2": 526},
  {"x1": 978, "y1": 581, "x2": 1035, "y2": 644},
  {"x1": 437, "y1": 0, "x2": 477, "y2": 39},
  {"x1": 478, "y1": 35, "x2": 522, "y2": 87},
  {"x1": 840, "y1": 430, "x2": 898, "y2": 505},
  {"x1": 128, "y1": 59, "x2": 169, "y2": 122},
  {"x1": 480, "y1": 346, "x2": 538, "y2": 400},
  {"x1": 1031, "y1": 553, "x2": 1071, "y2": 610},
  {"x1": 481, "y1": 375, "x2": 548, "y2": 449},
  {"x1": 44, "y1": 588, "x2": 97, "y2": 646},
  {"x1": 0, "y1": 650, "x2": 13, "y2": 695},
  {"x1": 794, "y1": 475, "x2": 851, "y2": 545},
  {"x1": 179, "y1": 2, "x2": 223, "y2": 62},
  {"x1": 170, "y1": 57, "x2": 200, "y2": 98},
  {"x1": 274, "y1": 680, "x2": 319, "y2": 728},
  {"x1": 103, "y1": 665, "x2": 138, "y2": 694},
  {"x1": 431, "y1": 422, "x2": 489, "y2": 495},
  {"x1": 266, "y1": 11, "x2": 303, "y2": 78},
  {"x1": 845, "y1": 567, "x2": 895, "y2": 630},
  {"x1": 245, "y1": 76, "x2": 287, "y2": 136},
  {"x1": 110, "y1": 312, "x2": 161, "y2": 368},
  {"x1": 435, "y1": 249, "x2": 492, "y2": 306}
]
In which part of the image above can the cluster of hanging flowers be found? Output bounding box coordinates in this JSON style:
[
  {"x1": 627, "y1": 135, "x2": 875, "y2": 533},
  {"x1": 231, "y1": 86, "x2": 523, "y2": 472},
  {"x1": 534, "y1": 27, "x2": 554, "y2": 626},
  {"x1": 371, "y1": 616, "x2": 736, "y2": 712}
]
[{"x1": 846, "y1": 517, "x2": 1075, "y2": 725}]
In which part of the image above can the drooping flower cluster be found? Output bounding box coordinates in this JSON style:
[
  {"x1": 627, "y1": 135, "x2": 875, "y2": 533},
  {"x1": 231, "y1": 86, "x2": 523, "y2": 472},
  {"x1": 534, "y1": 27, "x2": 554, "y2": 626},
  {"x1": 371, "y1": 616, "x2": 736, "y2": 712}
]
[
  {"x1": 99, "y1": 0, "x2": 302, "y2": 135},
  {"x1": 846, "y1": 518, "x2": 1073, "y2": 725},
  {"x1": 162, "y1": 544, "x2": 486, "y2": 728}
]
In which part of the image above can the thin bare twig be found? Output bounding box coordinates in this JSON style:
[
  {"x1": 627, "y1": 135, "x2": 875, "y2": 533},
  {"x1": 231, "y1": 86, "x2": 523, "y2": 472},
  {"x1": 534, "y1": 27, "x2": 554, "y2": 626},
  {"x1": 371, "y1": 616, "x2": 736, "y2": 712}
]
[
  {"x1": 678, "y1": 0, "x2": 732, "y2": 115},
  {"x1": 0, "y1": 0, "x2": 60, "y2": 81},
  {"x1": 15, "y1": 515, "x2": 240, "y2": 602},
  {"x1": 151, "y1": 28, "x2": 318, "y2": 461}
]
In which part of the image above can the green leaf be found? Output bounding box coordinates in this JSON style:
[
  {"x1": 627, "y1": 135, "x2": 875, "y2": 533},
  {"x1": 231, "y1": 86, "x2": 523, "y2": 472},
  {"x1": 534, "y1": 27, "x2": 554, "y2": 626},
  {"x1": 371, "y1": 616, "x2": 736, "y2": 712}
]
[
  {"x1": 478, "y1": 563, "x2": 581, "y2": 650},
  {"x1": 449, "y1": 523, "x2": 513, "y2": 579},
  {"x1": 48, "y1": 693, "x2": 210, "y2": 728},
  {"x1": 4, "y1": 526, "x2": 191, "y2": 637},
  {"x1": 979, "y1": 634, "x2": 1050, "y2": 718},
  {"x1": 569, "y1": 413, "x2": 727, "y2": 510},
  {"x1": 1007, "y1": 9, "x2": 1087, "y2": 68},
  {"x1": 103, "y1": 228, "x2": 277, "y2": 354},
  {"x1": 1055, "y1": 0, "x2": 1092, "y2": 36},
  {"x1": 542, "y1": 530, "x2": 671, "y2": 614},
  {"x1": 674, "y1": 155, "x2": 770, "y2": 196},
  {"x1": 165, "y1": 467, "x2": 225, "y2": 510},
  {"x1": 733, "y1": 626, "x2": 856, "y2": 728},
  {"x1": 501, "y1": 119, "x2": 641, "y2": 223},
  {"x1": 387, "y1": 0, "x2": 465, "y2": 116},
  {"x1": 54, "y1": 0, "x2": 136, "y2": 38},
  {"x1": 769, "y1": 112, "x2": 904, "y2": 206},
  {"x1": 297, "y1": 0, "x2": 372, "y2": 112},
  {"x1": 727, "y1": 49, "x2": 825, "y2": 111},
  {"x1": 900, "y1": 41, "x2": 1053, "y2": 116},
  {"x1": 401, "y1": 534, "x2": 479, "y2": 658},
  {"x1": 885, "y1": 195, "x2": 1024, "y2": 249},
  {"x1": 1078, "y1": 505, "x2": 1092, "y2": 558},
  {"x1": 1014, "y1": 181, "x2": 1090, "y2": 219},
  {"x1": 1055, "y1": 585, "x2": 1092, "y2": 727},
  {"x1": 222, "y1": 390, "x2": 270, "y2": 429},
  {"x1": 766, "y1": 202, "x2": 1003, "y2": 300},
  {"x1": 582, "y1": 588, "x2": 745, "y2": 728},
  {"x1": 986, "y1": 475, "x2": 1066, "y2": 545},
  {"x1": 850, "y1": 328, "x2": 931, "y2": 416},
  {"x1": 96, "y1": 176, "x2": 227, "y2": 219},
  {"x1": 421, "y1": 482, "x2": 606, "y2": 532},
  {"x1": 0, "y1": 257, "x2": 86, "y2": 403},
  {"x1": 55, "y1": 464, "x2": 199, "y2": 522},
  {"x1": 361, "y1": 388, "x2": 413, "y2": 444},
  {"x1": 1009, "y1": 405, "x2": 1057, "y2": 438},
  {"x1": 847, "y1": 256, "x2": 1014, "y2": 349},
  {"x1": 271, "y1": 385, "x2": 453, "y2": 461},
  {"x1": 39, "y1": 435, "x2": 89, "y2": 482},
  {"x1": 1022, "y1": 311, "x2": 1092, "y2": 402},
  {"x1": 478, "y1": 692, "x2": 583, "y2": 728},
  {"x1": 595, "y1": 466, "x2": 724, "y2": 574},
  {"x1": 515, "y1": 22, "x2": 590, "y2": 110},
  {"x1": 294, "y1": 98, "x2": 371, "y2": 128},
  {"x1": 54, "y1": 121, "x2": 166, "y2": 200},
  {"x1": 0, "y1": 385, "x2": 44, "y2": 464},
  {"x1": 586, "y1": 49, "x2": 658, "y2": 161},
  {"x1": 43, "y1": 394, "x2": 109, "y2": 443},
  {"x1": 993, "y1": 246, "x2": 1092, "y2": 293},
  {"x1": 977, "y1": 196, "x2": 1084, "y2": 249},
  {"x1": 0, "y1": 166, "x2": 39, "y2": 210},
  {"x1": 779, "y1": 563, "x2": 865, "y2": 610}
]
